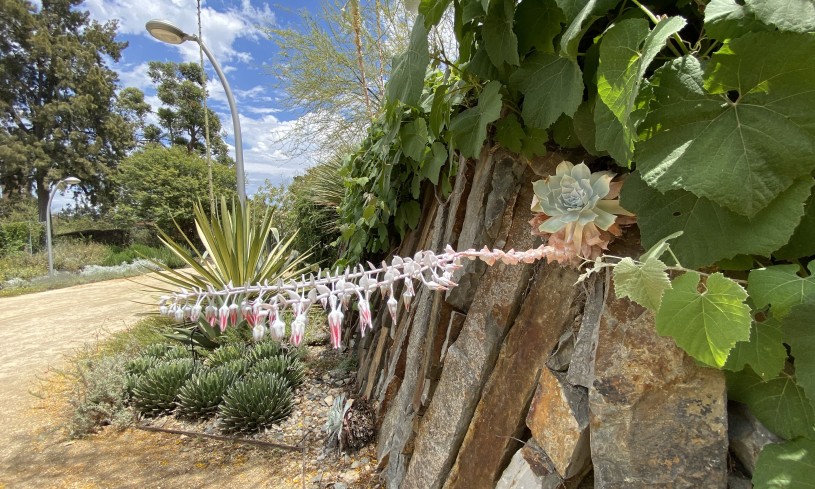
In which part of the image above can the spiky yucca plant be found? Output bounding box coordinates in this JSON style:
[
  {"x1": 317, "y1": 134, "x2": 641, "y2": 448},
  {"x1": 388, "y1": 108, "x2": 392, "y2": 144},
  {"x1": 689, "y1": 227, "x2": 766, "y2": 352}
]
[
  {"x1": 148, "y1": 197, "x2": 312, "y2": 348},
  {"x1": 132, "y1": 358, "x2": 196, "y2": 417},
  {"x1": 177, "y1": 369, "x2": 237, "y2": 419},
  {"x1": 218, "y1": 373, "x2": 294, "y2": 434},
  {"x1": 247, "y1": 354, "x2": 305, "y2": 388}
]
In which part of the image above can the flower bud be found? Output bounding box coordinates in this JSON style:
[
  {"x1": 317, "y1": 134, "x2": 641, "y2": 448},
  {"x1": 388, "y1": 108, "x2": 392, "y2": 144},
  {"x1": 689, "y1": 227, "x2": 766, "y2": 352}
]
[
  {"x1": 270, "y1": 318, "x2": 286, "y2": 341},
  {"x1": 387, "y1": 295, "x2": 398, "y2": 324},
  {"x1": 252, "y1": 322, "x2": 267, "y2": 342},
  {"x1": 218, "y1": 304, "x2": 229, "y2": 332}
]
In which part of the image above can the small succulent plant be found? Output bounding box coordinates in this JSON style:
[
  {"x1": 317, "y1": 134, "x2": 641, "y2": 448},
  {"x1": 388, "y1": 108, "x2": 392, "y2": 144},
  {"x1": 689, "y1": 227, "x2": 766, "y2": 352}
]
[
  {"x1": 247, "y1": 340, "x2": 283, "y2": 364},
  {"x1": 530, "y1": 161, "x2": 635, "y2": 263},
  {"x1": 247, "y1": 354, "x2": 305, "y2": 388},
  {"x1": 218, "y1": 373, "x2": 294, "y2": 433},
  {"x1": 215, "y1": 358, "x2": 251, "y2": 378},
  {"x1": 132, "y1": 358, "x2": 196, "y2": 416},
  {"x1": 323, "y1": 394, "x2": 375, "y2": 452},
  {"x1": 177, "y1": 369, "x2": 238, "y2": 419},
  {"x1": 324, "y1": 394, "x2": 353, "y2": 449},
  {"x1": 205, "y1": 343, "x2": 247, "y2": 368}
]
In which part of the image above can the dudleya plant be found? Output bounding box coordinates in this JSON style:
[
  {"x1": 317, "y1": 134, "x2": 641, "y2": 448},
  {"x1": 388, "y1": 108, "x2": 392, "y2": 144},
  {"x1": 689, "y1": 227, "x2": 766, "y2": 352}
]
[{"x1": 530, "y1": 161, "x2": 635, "y2": 263}]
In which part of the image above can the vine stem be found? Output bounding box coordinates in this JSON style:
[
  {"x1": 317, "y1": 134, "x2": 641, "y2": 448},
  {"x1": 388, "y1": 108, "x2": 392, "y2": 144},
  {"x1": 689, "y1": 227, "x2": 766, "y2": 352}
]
[{"x1": 629, "y1": 0, "x2": 689, "y2": 57}]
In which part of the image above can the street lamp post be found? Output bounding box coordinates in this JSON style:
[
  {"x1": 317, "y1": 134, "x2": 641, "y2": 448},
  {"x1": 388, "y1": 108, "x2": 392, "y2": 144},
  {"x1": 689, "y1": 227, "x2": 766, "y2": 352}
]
[
  {"x1": 46, "y1": 177, "x2": 81, "y2": 278},
  {"x1": 145, "y1": 19, "x2": 246, "y2": 204}
]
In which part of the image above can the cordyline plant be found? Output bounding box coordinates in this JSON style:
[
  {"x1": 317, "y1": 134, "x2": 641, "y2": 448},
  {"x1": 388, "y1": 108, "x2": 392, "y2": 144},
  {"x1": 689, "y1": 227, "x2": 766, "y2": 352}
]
[{"x1": 158, "y1": 164, "x2": 633, "y2": 349}]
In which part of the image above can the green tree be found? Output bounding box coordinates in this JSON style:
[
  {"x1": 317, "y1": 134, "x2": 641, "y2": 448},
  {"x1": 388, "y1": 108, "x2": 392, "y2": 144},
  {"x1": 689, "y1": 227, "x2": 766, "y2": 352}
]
[
  {"x1": 115, "y1": 144, "x2": 236, "y2": 238},
  {"x1": 0, "y1": 0, "x2": 136, "y2": 220},
  {"x1": 147, "y1": 61, "x2": 229, "y2": 161}
]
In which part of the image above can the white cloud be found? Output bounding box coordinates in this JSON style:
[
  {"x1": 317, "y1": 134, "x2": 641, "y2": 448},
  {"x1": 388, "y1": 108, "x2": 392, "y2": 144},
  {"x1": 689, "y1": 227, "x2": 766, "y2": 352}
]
[{"x1": 84, "y1": 0, "x2": 275, "y2": 64}]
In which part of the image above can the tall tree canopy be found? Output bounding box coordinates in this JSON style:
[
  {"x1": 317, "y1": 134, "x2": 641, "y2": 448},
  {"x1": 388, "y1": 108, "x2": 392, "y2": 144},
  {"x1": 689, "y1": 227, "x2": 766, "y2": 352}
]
[
  {"x1": 147, "y1": 61, "x2": 230, "y2": 163},
  {"x1": 0, "y1": 0, "x2": 135, "y2": 221}
]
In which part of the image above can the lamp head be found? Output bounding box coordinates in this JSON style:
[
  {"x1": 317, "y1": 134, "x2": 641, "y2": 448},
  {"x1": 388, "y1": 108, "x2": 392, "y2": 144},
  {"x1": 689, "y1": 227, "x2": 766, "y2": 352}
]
[
  {"x1": 63, "y1": 177, "x2": 81, "y2": 186},
  {"x1": 146, "y1": 19, "x2": 192, "y2": 45}
]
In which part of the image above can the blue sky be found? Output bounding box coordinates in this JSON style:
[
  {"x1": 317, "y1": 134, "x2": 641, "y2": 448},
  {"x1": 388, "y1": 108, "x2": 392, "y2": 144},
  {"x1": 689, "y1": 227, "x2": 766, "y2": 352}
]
[{"x1": 84, "y1": 0, "x2": 328, "y2": 193}]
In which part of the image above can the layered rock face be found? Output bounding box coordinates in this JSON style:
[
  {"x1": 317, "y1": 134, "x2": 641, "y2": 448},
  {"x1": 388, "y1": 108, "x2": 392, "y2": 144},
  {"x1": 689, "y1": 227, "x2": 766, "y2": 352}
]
[{"x1": 354, "y1": 150, "x2": 729, "y2": 488}]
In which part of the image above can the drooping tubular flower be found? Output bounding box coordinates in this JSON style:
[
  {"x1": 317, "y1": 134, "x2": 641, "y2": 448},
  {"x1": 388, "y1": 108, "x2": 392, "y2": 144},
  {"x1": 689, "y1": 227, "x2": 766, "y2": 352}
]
[
  {"x1": 252, "y1": 322, "x2": 266, "y2": 342},
  {"x1": 218, "y1": 303, "x2": 230, "y2": 332},
  {"x1": 328, "y1": 295, "x2": 344, "y2": 350},
  {"x1": 530, "y1": 161, "x2": 635, "y2": 263},
  {"x1": 290, "y1": 303, "x2": 307, "y2": 346}
]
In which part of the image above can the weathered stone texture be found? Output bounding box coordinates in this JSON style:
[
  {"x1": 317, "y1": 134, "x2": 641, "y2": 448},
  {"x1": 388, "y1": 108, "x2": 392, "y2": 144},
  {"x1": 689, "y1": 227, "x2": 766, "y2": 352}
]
[
  {"x1": 444, "y1": 264, "x2": 581, "y2": 489},
  {"x1": 526, "y1": 368, "x2": 590, "y2": 480},
  {"x1": 496, "y1": 444, "x2": 564, "y2": 489},
  {"x1": 399, "y1": 170, "x2": 537, "y2": 489},
  {"x1": 728, "y1": 402, "x2": 782, "y2": 476},
  {"x1": 589, "y1": 288, "x2": 729, "y2": 488}
]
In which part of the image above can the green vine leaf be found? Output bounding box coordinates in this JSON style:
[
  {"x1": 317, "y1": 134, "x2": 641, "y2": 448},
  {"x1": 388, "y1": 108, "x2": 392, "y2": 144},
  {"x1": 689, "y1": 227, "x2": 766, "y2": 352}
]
[
  {"x1": 775, "y1": 189, "x2": 815, "y2": 260},
  {"x1": 595, "y1": 16, "x2": 686, "y2": 165},
  {"x1": 520, "y1": 126, "x2": 548, "y2": 158},
  {"x1": 747, "y1": 0, "x2": 815, "y2": 33},
  {"x1": 559, "y1": 0, "x2": 620, "y2": 60},
  {"x1": 612, "y1": 256, "x2": 671, "y2": 311},
  {"x1": 727, "y1": 368, "x2": 815, "y2": 440},
  {"x1": 495, "y1": 114, "x2": 524, "y2": 153},
  {"x1": 419, "y1": 0, "x2": 453, "y2": 29},
  {"x1": 515, "y1": 0, "x2": 564, "y2": 55},
  {"x1": 429, "y1": 84, "x2": 451, "y2": 138},
  {"x1": 781, "y1": 301, "x2": 815, "y2": 405},
  {"x1": 753, "y1": 438, "x2": 815, "y2": 489},
  {"x1": 655, "y1": 271, "x2": 751, "y2": 367},
  {"x1": 422, "y1": 142, "x2": 447, "y2": 185},
  {"x1": 748, "y1": 262, "x2": 815, "y2": 319},
  {"x1": 725, "y1": 317, "x2": 787, "y2": 381},
  {"x1": 386, "y1": 15, "x2": 430, "y2": 107},
  {"x1": 448, "y1": 80, "x2": 503, "y2": 158},
  {"x1": 400, "y1": 118, "x2": 429, "y2": 161},
  {"x1": 482, "y1": 0, "x2": 520, "y2": 67},
  {"x1": 637, "y1": 33, "x2": 815, "y2": 217},
  {"x1": 704, "y1": 0, "x2": 770, "y2": 40},
  {"x1": 511, "y1": 53, "x2": 583, "y2": 130},
  {"x1": 621, "y1": 174, "x2": 813, "y2": 269}
]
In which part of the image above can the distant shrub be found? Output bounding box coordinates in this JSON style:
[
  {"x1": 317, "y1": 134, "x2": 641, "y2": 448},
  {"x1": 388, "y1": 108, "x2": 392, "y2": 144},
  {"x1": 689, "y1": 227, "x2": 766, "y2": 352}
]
[{"x1": 0, "y1": 221, "x2": 43, "y2": 256}]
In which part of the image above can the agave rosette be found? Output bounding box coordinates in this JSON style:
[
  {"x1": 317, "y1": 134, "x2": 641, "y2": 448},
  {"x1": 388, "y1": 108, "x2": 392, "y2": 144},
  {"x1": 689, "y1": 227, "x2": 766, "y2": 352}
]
[{"x1": 530, "y1": 161, "x2": 635, "y2": 262}]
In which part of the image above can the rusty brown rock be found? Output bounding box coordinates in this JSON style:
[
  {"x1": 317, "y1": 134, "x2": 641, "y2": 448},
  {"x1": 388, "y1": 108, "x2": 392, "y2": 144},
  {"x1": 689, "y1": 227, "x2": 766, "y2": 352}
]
[
  {"x1": 589, "y1": 288, "x2": 728, "y2": 488},
  {"x1": 526, "y1": 368, "x2": 590, "y2": 479},
  {"x1": 444, "y1": 264, "x2": 581, "y2": 489}
]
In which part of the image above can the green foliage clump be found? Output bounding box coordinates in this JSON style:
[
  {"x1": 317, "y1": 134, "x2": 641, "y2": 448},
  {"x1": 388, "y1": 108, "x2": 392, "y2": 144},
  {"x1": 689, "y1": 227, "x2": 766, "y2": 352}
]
[
  {"x1": 177, "y1": 369, "x2": 237, "y2": 419},
  {"x1": 102, "y1": 244, "x2": 187, "y2": 268},
  {"x1": 205, "y1": 343, "x2": 247, "y2": 368},
  {"x1": 215, "y1": 358, "x2": 251, "y2": 379},
  {"x1": 218, "y1": 373, "x2": 294, "y2": 434},
  {"x1": 0, "y1": 221, "x2": 43, "y2": 256},
  {"x1": 132, "y1": 358, "x2": 196, "y2": 417},
  {"x1": 247, "y1": 340, "x2": 283, "y2": 364},
  {"x1": 66, "y1": 353, "x2": 133, "y2": 438},
  {"x1": 114, "y1": 145, "x2": 237, "y2": 240},
  {"x1": 247, "y1": 354, "x2": 306, "y2": 388}
]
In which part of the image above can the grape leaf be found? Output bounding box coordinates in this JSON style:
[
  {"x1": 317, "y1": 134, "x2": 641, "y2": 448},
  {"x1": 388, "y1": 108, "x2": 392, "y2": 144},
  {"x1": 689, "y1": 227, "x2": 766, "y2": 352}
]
[
  {"x1": 559, "y1": 0, "x2": 620, "y2": 59},
  {"x1": 775, "y1": 189, "x2": 815, "y2": 260},
  {"x1": 429, "y1": 84, "x2": 450, "y2": 138},
  {"x1": 520, "y1": 126, "x2": 548, "y2": 158},
  {"x1": 511, "y1": 52, "x2": 583, "y2": 130},
  {"x1": 612, "y1": 256, "x2": 671, "y2": 310},
  {"x1": 386, "y1": 15, "x2": 430, "y2": 107},
  {"x1": 422, "y1": 142, "x2": 448, "y2": 185},
  {"x1": 725, "y1": 316, "x2": 787, "y2": 381},
  {"x1": 636, "y1": 33, "x2": 815, "y2": 217},
  {"x1": 551, "y1": 114, "x2": 580, "y2": 149},
  {"x1": 400, "y1": 118, "x2": 428, "y2": 161},
  {"x1": 747, "y1": 0, "x2": 815, "y2": 33},
  {"x1": 595, "y1": 16, "x2": 686, "y2": 165},
  {"x1": 482, "y1": 0, "x2": 519, "y2": 67},
  {"x1": 495, "y1": 114, "x2": 524, "y2": 153},
  {"x1": 704, "y1": 0, "x2": 770, "y2": 40},
  {"x1": 754, "y1": 438, "x2": 815, "y2": 489},
  {"x1": 621, "y1": 174, "x2": 813, "y2": 269},
  {"x1": 449, "y1": 81, "x2": 503, "y2": 158},
  {"x1": 781, "y1": 301, "x2": 815, "y2": 405},
  {"x1": 748, "y1": 262, "x2": 815, "y2": 318},
  {"x1": 727, "y1": 368, "x2": 815, "y2": 440},
  {"x1": 419, "y1": 0, "x2": 453, "y2": 29},
  {"x1": 656, "y1": 271, "x2": 751, "y2": 367},
  {"x1": 515, "y1": 0, "x2": 564, "y2": 55}
]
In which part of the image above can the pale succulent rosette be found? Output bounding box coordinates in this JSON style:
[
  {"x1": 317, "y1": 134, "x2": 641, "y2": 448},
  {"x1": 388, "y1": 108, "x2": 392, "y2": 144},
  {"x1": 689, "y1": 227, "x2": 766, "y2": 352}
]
[{"x1": 530, "y1": 161, "x2": 635, "y2": 263}]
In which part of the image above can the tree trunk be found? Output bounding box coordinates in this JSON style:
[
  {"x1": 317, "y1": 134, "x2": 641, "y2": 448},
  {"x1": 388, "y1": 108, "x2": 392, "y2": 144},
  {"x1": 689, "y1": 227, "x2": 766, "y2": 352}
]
[{"x1": 36, "y1": 174, "x2": 49, "y2": 223}]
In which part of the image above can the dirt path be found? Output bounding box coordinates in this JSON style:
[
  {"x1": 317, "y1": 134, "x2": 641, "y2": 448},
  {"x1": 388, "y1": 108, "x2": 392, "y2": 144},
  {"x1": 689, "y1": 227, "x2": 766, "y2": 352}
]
[
  {"x1": 0, "y1": 276, "x2": 379, "y2": 489},
  {"x1": 0, "y1": 275, "x2": 165, "y2": 476}
]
